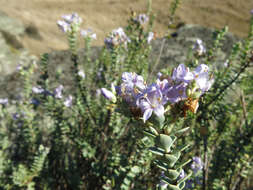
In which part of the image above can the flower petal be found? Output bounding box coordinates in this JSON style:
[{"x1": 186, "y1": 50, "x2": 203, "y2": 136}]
[
  {"x1": 143, "y1": 108, "x2": 153, "y2": 123},
  {"x1": 154, "y1": 105, "x2": 164, "y2": 117}
]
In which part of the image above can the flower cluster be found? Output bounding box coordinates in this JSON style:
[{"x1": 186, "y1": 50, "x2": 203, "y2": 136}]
[
  {"x1": 191, "y1": 156, "x2": 203, "y2": 174},
  {"x1": 133, "y1": 14, "x2": 149, "y2": 25},
  {"x1": 32, "y1": 85, "x2": 73, "y2": 107},
  {"x1": 102, "y1": 63, "x2": 213, "y2": 122},
  {"x1": 57, "y1": 13, "x2": 82, "y2": 33},
  {"x1": 104, "y1": 27, "x2": 130, "y2": 49}
]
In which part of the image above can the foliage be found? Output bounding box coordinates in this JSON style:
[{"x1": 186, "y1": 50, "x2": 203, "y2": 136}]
[{"x1": 0, "y1": 1, "x2": 252, "y2": 190}]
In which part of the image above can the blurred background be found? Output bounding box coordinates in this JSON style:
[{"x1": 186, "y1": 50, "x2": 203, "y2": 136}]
[{"x1": 0, "y1": 0, "x2": 252, "y2": 56}]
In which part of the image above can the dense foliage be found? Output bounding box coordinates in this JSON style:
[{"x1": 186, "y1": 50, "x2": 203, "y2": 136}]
[{"x1": 0, "y1": 1, "x2": 252, "y2": 189}]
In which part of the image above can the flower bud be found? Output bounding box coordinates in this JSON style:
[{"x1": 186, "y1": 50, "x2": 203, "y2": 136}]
[{"x1": 101, "y1": 88, "x2": 117, "y2": 103}]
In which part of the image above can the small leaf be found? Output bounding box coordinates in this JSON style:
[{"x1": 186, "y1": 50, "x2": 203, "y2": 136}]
[
  {"x1": 164, "y1": 154, "x2": 179, "y2": 167},
  {"x1": 149, "y1": 147, "x2": 165, "y2": 156},
  {"x1": 156, "y1": 134, "x2": 177, "y2": 152},
  {"x1": 176, "y1": 159, "x2": 192, "y2": 170},
  {"x1": 165, "y1": 169, "x2": 180, "y2": 180},
  {"x1": 143, "y1": 130, "x2": 156, "y2": 138},
  {"x1": 149, "y1": 126, "x2": 159, "y2": 136},
  {"x1": 174, "y1": 127, "x2": 190, "y2": 135},
  {"x1": 154, "y1": 160, "x2": 168, "y2": 171}
]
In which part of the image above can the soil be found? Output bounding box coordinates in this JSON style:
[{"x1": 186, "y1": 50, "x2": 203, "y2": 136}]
[{"x1": 0, "y1": 0, "x2": 252, "y2": 56}]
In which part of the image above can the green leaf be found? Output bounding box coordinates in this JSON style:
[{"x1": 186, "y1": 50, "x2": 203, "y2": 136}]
[
  {"x1": 173, "y1": 127, "x2": 190, "y2": 135},
  {"x1": 155, "y1": 134, "x2": 177, "y2": 153},
  {"x1": 149, "y1": 147, "x2": 165, "y2": 156},
  {"x1": 165, "y1": 169, "x2": 180, "y2": 180},
  {"x1": 164, "y1": 154, "x2": 179, "y2": 167}
]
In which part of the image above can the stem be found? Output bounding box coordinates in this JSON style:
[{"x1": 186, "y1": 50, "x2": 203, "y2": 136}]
[
  {"x1": 205, "y1": 61, "x2": 250, "y2": 109},
  {"x1": 202, "y1": 135, "x2": 208, "y2": 190}
]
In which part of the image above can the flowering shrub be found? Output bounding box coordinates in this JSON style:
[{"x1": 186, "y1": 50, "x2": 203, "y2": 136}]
[{"x1": 0, "y1": 1, "x2": 253, "y2": 190}]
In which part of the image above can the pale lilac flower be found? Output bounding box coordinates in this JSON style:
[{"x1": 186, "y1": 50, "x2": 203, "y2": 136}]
[
  {"x1": 147, "y1": 32, "x2": 154, "y2": 44},
  {"x1": 121, "y1": 72, "x2": 146, "y2": 91},
  {"x1": 54, "y1": 85, "x2": 64, "y2": 99},
  {"x1": 57, "y1": 20, "x2": 69, "y2": 33},
  {"x1": 119, "y1": 72, "x2": 146, "y2": 106},
  {"x1": 57, "y1": 13, "x2": 82, "y2": 33},
  {"x1": 172, "y1": 64, "x2": 194, "y2": 83},
  {"x1": 137, "y1": 84, "x2": 167, "y2": 122},
  {"x1": 16, "y1": 63, "x2": 23, "y2": 71},
  {"x1": 78, "y1": 70, "x2": 86, "y2": 79},
  {"x1": 157, "y1": 72, "x2": 163, "y2": 79},
  {"x1": 64, "y1": 95, "x2": 73, "y2": 107},
  {"x1": 0, "y1": 98, "x2": 8, "y2": 105},
  {"x1": 251, "y1": 9, "x2": 253, "y2": 15},
  {"x1": 193, "y1": 39, "x2": 206, "y2": 56},
  {"x1": 81, "y1": 29, "x2": 97, "y2": 40},
  {"x1": 134, "y1": 14, "x2": 149, "y2": 25},
  {"x1": 61, "y1": 13, "x2": 82, "y2": 25},
  {"x1": 167, "y1": 82, "x2": 188, "y2": 103},
  {"x1": 191, "y1": 156, "x2": 203, "y2": 174},
  {"x1": 224, "y1": 59, "x2": 229, "y2": 67},
  {"x1": 104, "y1": 27, "x2": 130, "y2": 48},
  {"x1": 193, "y1": 64, "x2": 213, "y2": 93},
  {"x1": 101, "y1": 88, "x2": 117, "y2": 103},
  {"x1": 32, "y1": 86, "x2": 45, "y2": 94}
]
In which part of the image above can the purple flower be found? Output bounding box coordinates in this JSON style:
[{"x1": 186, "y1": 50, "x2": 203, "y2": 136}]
[
  {"x1": 57, "y1": 13, "x2": 82, "y2": 33},
  {"x1": 121, "y1": 72, "x2": 146, "y2": 91},
  {"x1": 167, "y1": 82, "x2": 188, "y2": 103},
  {"x1": 192, "y1": 64, "x2": 213, "y2": 93},
  {"x1": 57, "y1": 20, "x2": 70, "y2": 33},
  {"x1": 101, "y1": 88, "x2": 117, "y2": 103},
  {"x1": 251, "y1": 9, "x2": 253, "y2": 15},
  {"x1": 62, "y1": 13, "x2": 82, "y2": 24},
  {"x1": 172, "y1": 64, "x2": 194, "y2": 83},
  {"x1": 104, "y1": 27, "x2": 130, "y2": 48},
  {"x1": 224, "y1": 59, "x2": 229, "y2": 68},
  {"x1": 0, "y1": 98, "x2": 8, "y2": 106},
  {"x1": 193, "y1": 39, "x2": 206, "y2": 56},
  {"x1": 81, "y1": 29, "x2": 97, "y2": 40},
  {"x1": 134, "y1": 14, "x2": 149, "y2": 25},
  {"x1": 64, "y1": 95, "x2": 73, "y2": 107},
  {"x1": 118, "y1": 72, "x2": 146, "y2": 106},
  {"x1": 54, "y1": 85, "x2": 64, "y2": 99},
  {"x1": 137, "y1": 84, "x2": 167, "y2": 122},
  {"x1": 191, "y1": 156, "x2": 203, "y2": 174}
]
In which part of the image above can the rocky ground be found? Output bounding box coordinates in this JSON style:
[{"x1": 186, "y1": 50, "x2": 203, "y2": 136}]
[{"x1": 0, "y1": 0, "x2": 252, "y2": 55}]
